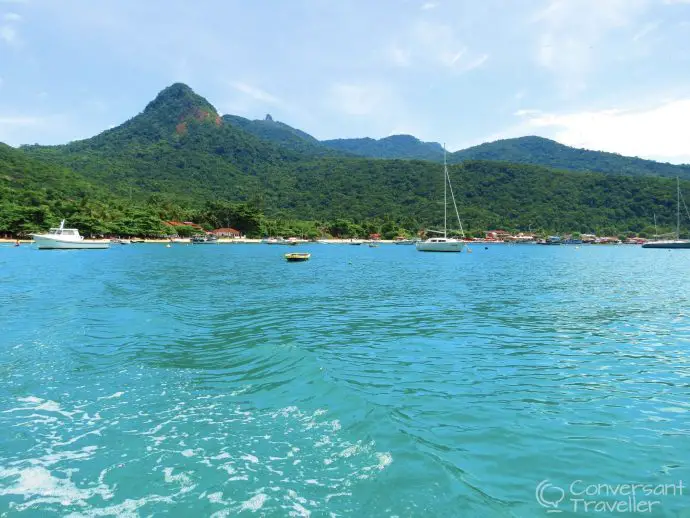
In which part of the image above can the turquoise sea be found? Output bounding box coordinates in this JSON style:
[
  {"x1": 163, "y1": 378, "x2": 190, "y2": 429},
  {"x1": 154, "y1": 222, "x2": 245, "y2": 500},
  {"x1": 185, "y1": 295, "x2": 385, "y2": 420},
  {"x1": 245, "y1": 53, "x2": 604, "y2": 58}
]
[{"x1": 1, "y1": 243, "x2": 689, "y2": 517}]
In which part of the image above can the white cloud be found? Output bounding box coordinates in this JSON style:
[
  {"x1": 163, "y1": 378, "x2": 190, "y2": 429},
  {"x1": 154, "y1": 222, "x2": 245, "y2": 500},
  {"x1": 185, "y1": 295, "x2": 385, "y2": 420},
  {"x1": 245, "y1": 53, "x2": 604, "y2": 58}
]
[
  {"x1": 532, "y1": 0, "x2": 648, "y2": 93},
  {"x1": 0, "y1": 24, "x2": 17, "y2": 45},
  {"x1": 632, "y1": 21, "x2": 660, "y2": 41},
  {"x1": 386, "y1": 20, "x2": 487, "y2": 72},
  {"x1": 387, "y1": 44, "x2": 410, "y2": 67},
  {"x1": 0, "y1": 116, "x2": 42, "y2": 126},
  {"x1": 228, "y1": 81, "x2": 280, "y2": 104},
  {"x1": 420, "y1": 2, "x2": 438, "y2": 10},
  {"x1": 461, "y1": 53, "x2": 489, "y2": 72},
  {"x1": 329, "y1": 83, "x2": 388, "y2": 116},
  {"x1": 3, "y1": 12, "x2": 20, "y2": 21},
  {"x1": 514, "y1": 99, "x2": 690, "y2": 163}
]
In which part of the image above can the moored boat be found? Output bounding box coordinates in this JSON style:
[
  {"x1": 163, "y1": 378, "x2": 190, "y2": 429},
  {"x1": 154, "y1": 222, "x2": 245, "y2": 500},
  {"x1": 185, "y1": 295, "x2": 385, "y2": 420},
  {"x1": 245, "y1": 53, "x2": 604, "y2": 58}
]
[
  {"x1": 285, "y1": 252, "x2": 310, "y2": 262},
  {"x1": 416, "y1": 237, "x2": 463, "y2": 252},
  {"x1": 642, "y1": 178, "x2": 690, "y2": 249},
  {"x1": 31, "y1": 220, "x2": 110, "y2": 250},
  {"x1": 416, "y1": 145, "x2": 465, "y2": 253},
  {"x1": 191, "y1": 235, "x2": 218, "y2": 244},
  {"x1": 537, "y1": 236, "x2": 562, "y2": 245}
]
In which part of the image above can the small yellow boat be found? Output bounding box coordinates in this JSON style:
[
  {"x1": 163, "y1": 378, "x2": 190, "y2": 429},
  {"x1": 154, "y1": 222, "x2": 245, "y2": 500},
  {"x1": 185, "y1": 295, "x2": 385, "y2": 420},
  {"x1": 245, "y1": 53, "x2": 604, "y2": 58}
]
[{"x1": 284, "y1": 252, "x2": 311, "y2": 262}]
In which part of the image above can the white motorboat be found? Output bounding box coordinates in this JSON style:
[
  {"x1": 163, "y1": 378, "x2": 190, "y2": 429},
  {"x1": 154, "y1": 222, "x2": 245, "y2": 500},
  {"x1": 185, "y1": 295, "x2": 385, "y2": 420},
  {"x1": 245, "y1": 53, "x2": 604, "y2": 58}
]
[
  {"x1": 111, "y1": 238, "x2": 131, "y2": 245},
  {"x1": 416, "y1": 146, "x2": 466, "y2": 253},
  {"x1": 31, "y1": 220, "x2": 110, "y2": 250}
]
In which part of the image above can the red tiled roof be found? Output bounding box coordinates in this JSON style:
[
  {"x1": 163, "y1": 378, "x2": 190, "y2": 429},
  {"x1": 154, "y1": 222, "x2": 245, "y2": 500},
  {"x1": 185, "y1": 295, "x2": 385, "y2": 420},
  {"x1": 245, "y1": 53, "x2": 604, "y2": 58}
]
[
  {"x1": 211, "y1": 228, "x2": 241, "y2": 235},
  {"x1": 165, "y1": 221, "x2": 203, "y2": 229}
]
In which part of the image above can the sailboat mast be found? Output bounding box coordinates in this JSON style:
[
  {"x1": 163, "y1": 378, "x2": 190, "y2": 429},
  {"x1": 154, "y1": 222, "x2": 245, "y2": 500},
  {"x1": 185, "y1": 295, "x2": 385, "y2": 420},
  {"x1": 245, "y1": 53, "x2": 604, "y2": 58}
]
[
  {"x1": 677, "y1": 177, "x2": 681, "y2": 240},
  {"x1": 443, "y1": 144, "x2": 447, "y2": 239}
]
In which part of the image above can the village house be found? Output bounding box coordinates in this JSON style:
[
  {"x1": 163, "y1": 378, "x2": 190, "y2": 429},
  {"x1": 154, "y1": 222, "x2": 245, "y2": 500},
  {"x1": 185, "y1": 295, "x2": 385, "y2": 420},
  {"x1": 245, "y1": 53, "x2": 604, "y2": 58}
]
[
  {"x1": 210, "y1": 227, "x2": 242, "y2": 238},
  {"x1": 485, "y1": 230, "x2": 512, "y2": 241}
]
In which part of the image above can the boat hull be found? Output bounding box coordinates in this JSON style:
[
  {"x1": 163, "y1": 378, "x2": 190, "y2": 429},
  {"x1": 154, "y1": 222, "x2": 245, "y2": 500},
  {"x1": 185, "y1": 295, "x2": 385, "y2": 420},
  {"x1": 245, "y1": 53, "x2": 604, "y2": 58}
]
[
  {"x1": 285, "y1": 253, "x2": 310, "y2": 262},
  {"x1": 642, "y1": 241, "x2": 690, "y2": 249},
  {"x1": 33, "y1": 237, "x2": 110, "y2": 250},
  {"x1": 416, "y1": 241, "x2": 463, "y2": 252}
]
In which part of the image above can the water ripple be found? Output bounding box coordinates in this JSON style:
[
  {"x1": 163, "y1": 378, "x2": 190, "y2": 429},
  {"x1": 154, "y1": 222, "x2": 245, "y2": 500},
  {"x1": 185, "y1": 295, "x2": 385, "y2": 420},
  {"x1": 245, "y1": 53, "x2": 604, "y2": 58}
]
[{"x1": 1, "y1": 244, "x2": 689, "y2": 515}]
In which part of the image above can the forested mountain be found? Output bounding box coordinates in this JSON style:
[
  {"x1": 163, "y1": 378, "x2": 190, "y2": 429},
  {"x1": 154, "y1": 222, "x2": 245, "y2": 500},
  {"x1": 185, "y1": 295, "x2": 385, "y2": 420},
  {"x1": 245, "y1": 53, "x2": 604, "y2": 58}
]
[
  {"x1": 22, "y1": 83, "x2": 307, "y2": 202},
  {"x1": 222, "y1": 114, "x2": 346, "y2": 157},
  {"x1": 5, "y1": 83, "x2": 688, "y2": 238},
  {"x1": 0, "y1": 143, "x2": 169, "y2": 236},
  {"x1": 450, "y1": 136, "x2": 690, "y2": 179},
  {"x1": 217, "y1": 112, "x2": 690, "y2": 179},
  {"x1": 322, "y1": 135, "x2": 445, "y2": 161}
]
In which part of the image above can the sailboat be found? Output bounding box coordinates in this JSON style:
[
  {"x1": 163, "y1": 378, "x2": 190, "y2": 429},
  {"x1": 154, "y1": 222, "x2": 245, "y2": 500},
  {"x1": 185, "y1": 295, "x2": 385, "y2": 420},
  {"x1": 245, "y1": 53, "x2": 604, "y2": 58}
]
[
  {"x1": 416, "y1": 146, "x2": 465, "y2": 252},
  {"x1": 642, "y1": 177, "x2": 690, "y2": 249}
]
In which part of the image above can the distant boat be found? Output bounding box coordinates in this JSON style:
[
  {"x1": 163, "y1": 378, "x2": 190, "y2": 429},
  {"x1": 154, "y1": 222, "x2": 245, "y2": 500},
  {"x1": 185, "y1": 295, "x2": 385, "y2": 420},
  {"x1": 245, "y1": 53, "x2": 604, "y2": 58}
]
[
  {"x1": 416, "y1": 146, "x2": 465, "y2": 253},
  {"x1": 368, "y1": 242, "x2": 379, "y2": 248},
  {"x1": 537, "y1": 236, "x2": 562, "y2": 245},
  {"x1": 642, "y1": 177, "x2": 690, "y2": 249},
  {"x1": 285, "y1": 252, "x2": 310, "y2": 262},
  {"x1": 394, "y1": 239, "x2": 416, "y2": 245},
  {"x1": 31, "y1": 220, "x2": 110, "y2": 250},
  {"x1": 111, "y1": 238, "x2": 131, "y2": 245},
  {"x1": 262, "y1": 237, "x2": 298, "y2": 245},
  {"x1": 191, "y1": 235, "x2": 218, "y2": 244},
  {"x1": 349, "y1": 239, "x2": 365, "y2": 245}
]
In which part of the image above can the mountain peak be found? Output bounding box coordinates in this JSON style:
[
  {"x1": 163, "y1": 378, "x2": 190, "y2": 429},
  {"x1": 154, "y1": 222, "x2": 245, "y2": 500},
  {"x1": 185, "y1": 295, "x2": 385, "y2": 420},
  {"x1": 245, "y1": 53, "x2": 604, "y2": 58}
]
[{"x1": 143, "y1": 83, "x2": 219, "y2": 122}]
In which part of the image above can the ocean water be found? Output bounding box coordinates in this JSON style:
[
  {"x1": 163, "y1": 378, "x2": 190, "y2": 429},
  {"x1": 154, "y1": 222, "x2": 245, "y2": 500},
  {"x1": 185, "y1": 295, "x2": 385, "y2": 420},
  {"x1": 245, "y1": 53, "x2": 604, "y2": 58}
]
[{"x1": 1, "y1": 242, "x2": 689, "y2": 517}]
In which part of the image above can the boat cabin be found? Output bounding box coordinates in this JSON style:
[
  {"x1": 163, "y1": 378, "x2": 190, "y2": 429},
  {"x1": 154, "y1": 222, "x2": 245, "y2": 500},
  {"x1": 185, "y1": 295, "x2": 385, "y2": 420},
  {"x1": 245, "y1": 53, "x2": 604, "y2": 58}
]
[{"x1": 48, "y1": 227, "x2": 79, "y2": 237}]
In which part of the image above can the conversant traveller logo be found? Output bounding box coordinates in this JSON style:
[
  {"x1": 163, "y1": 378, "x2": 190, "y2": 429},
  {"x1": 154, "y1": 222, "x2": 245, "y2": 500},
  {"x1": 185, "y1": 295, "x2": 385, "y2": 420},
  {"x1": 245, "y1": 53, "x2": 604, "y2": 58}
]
[{"x1": 535, "y1": 479, "x2": 684, "y2": 514}]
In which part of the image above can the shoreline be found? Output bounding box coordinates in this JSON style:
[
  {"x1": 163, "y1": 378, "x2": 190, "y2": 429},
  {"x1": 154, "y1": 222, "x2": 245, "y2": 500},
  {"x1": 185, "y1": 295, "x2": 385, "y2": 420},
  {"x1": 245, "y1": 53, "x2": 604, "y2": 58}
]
[{"x1": 1, "y1": 238, "x2": 640, "y2": 245}]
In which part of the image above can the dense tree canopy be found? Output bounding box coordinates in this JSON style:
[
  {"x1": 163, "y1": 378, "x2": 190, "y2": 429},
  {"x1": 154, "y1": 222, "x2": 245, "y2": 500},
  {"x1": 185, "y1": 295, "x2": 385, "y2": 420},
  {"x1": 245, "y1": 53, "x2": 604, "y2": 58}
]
[{"x1": 3, "y1": 83, "x2": 689, "y2": 239}]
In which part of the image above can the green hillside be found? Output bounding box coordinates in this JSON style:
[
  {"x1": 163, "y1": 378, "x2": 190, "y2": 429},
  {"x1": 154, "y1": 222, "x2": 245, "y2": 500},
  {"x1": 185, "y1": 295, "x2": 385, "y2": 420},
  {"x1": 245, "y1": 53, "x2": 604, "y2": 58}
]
[
  {"x1": 22, "y1": 84, "x2": 306, "y2": 202},
  {"x1": 7, "y1": 83, "x2": 688, "y2": 238},
  {"x1": 322, "y1": 135, "x2": 444, "y2": 161},
  {"x1": 226, "y1": 116, "x2": 690, "y2": 179},
  {"x1": 0, "y1": 143, "x2": 170, "y2": 236},
  {"x1": 450, "y1": 136, "x2": 690, "y2": 179}
]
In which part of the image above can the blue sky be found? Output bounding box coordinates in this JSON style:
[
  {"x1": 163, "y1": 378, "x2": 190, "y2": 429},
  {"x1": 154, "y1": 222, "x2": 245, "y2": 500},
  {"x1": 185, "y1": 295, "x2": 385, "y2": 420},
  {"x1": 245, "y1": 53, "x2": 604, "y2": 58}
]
[{"x1": 1, "y1": 0, "x2": 689, "y2": 162}]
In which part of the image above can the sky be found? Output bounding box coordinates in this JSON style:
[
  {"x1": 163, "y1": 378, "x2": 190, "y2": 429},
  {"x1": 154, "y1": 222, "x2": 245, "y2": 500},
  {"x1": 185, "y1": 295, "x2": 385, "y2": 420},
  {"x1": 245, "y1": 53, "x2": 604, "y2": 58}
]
[{"x1": 1, "y1": 0, "x2": 689, "y2": 163}]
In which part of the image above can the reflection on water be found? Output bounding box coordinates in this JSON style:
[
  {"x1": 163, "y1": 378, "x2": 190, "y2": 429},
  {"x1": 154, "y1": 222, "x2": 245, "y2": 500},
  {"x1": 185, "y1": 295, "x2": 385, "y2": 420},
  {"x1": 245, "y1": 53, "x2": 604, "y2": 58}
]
[{"x1": 1, "y1": 244, "x2": 689, "y2": 516}]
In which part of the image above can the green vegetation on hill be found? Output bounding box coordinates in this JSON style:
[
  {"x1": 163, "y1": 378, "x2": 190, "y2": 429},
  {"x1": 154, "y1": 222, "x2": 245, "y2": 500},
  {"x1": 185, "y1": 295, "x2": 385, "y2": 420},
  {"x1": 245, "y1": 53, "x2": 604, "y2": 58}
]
[
  {"x1": 218, "y1": 114, "x2": 690, "y2": 180},
  {"x1": 4, "y1": 83, "x2": 689, "y2": 239},
  {"x1": 450, "y1": 136, "x2": 690, "y2": 179},
  {"x1": 322, "y1": 135, "x2": 444, "y2": 161},
  {"x1": 222, "y1": 114, "x2": 339, "y2": 157}
]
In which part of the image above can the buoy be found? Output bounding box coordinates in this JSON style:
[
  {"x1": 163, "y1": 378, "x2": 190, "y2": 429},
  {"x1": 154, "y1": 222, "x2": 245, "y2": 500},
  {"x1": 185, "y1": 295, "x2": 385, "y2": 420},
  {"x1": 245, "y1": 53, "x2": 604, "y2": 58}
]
[{"x1": 166, "y1": 244, "x2": 171, "y2": 248}]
